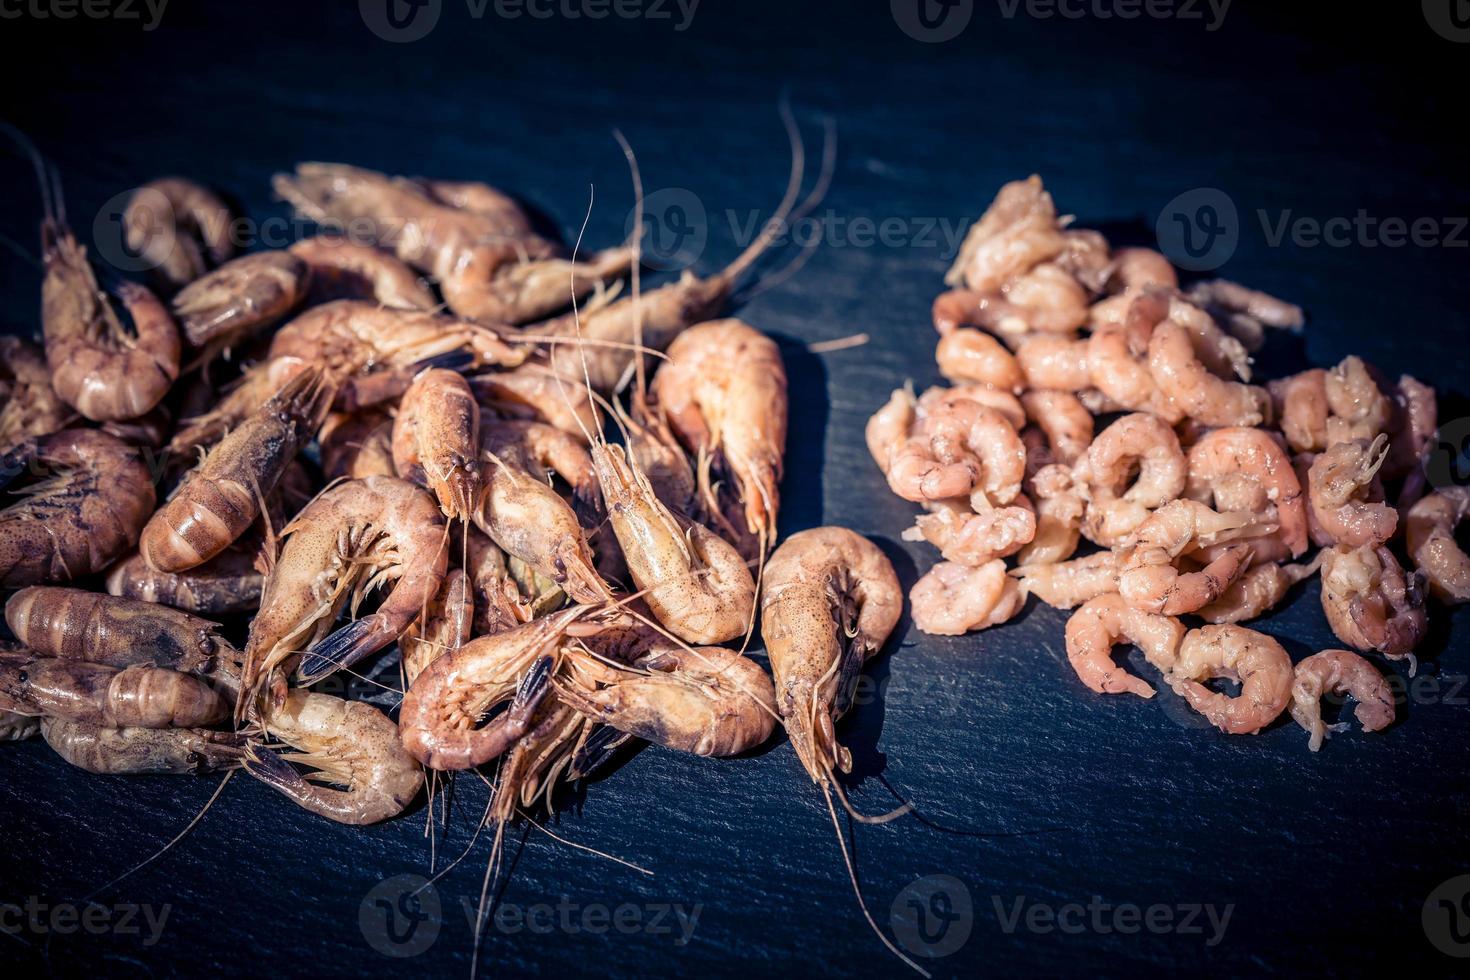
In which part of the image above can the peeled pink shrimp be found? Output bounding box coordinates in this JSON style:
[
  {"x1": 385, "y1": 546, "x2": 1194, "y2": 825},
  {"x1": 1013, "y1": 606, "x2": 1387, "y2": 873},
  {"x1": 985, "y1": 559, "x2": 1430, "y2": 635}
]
[
  {"x1": 1186, "y1": 279, "x2": 1303, "y2": 338},
  {"x1": 1119, "y1": 500, "x2": 1256, "y2": 615},
  {"x1": 916, "y1": 383, "x2": 1026, "y2": 431},
  {"x1": 1186, "y1": 427, "x2": 1308, "y2": 557},
  {"x1": 1307, "y1": 436, "x2": 1397, "y2": 548},
  {"x1": 1020, "y1": 390, "x2": 1093, "y2": 467},
  {"x1": 1405, "y1": 488, "x2": 1470, "y2": 603},
  {"x1": 910, "y1": 559, "x2": 1024, "y2": 636},
  {"x1": 1013, "y1": 551, "x2": 1118, "y2": 610},
  {"x1": 1073, "y1": 412, "x2": 1186, "y2": 547},
  {"x1": 1064, "y1": 593, "x2": 1184, "y2": 698},
  {"x1": 1387, "y1": 374, "x2": 1437, "y2": 485},
  {"x1": 1267, "y1": 368, "x2": 1329, "y2": 453},
  {"x1": 1169, "y1": 625, "x2": 1293, "y2": 734},
  {"x1": 1289, "y1": 649, "x2": 1395, "y2": 752},
  {"x1": 1084, "y1": 290, "x2": 1184, "y2": 422},
  {"x1": 1016, "y1": 335, "x2": 1092, "y2": 391},
  {"x1": 1147, "y1": 316, "x2": 1269, "y2": 427},
  {"x1": 1016, "y1": 462, "x2": 1083, "y2": 566},
  {"x1": 936, "y1": 328, "x2": 1024, "y2": 393},
  {"x1": 1319, "y1": 544, "x2": 1427, "y2": 661},
  {"x1": 903, "y1": 498, "x2": 1036, "y2": 566},
  {"x1": 919, "y1": 397, "x2": 1027, "y2": 506},
  {"x1": 1196, "y1": 555, "x2": 1322, "y2": 625},
  {"x1": 1325, "y1": 355, "x2": 1395, "y2": 445},
  {"x1": 1002, "y1": 263, "x2": 1090, "y2": 334},
  {"x1": 945, "y1": 175, "x2": 1068, "y2": 294},
  {"x1": 864, "y1": 387, "x2": 916, "y2": 476},
  {"x1": 1105, "y1": 248, "x2": 1178, "y2": 293}
]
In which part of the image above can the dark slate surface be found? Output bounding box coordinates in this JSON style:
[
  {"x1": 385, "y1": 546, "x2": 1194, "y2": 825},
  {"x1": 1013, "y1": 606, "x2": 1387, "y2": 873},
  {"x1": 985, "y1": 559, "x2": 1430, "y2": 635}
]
[{"x1": 0, "y1": 3, "x2": 1467, "y2": 976}]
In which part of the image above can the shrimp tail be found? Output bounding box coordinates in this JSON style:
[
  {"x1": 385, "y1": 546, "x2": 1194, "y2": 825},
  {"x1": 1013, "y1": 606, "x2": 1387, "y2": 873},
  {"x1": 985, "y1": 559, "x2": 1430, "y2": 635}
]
[
  {"x1": 568, "y1": 724, "x2": 633, "y2": 780},
  {"x1": 240, "y1": 741, "x2": 307, "y2": 798},
  {"x1": 296, "y1": 615, "x2": 384, "y2": 683}
]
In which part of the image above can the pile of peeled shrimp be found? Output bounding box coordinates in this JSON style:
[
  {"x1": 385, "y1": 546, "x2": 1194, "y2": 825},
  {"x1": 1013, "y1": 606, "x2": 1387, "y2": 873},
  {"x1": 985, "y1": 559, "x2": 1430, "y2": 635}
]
[
  {"x1": 868, "y1": 175, "x2": 1468, "y2": 748},
  {"x1": 0, "y1": 113, "x2": 913, "y2": 882}
]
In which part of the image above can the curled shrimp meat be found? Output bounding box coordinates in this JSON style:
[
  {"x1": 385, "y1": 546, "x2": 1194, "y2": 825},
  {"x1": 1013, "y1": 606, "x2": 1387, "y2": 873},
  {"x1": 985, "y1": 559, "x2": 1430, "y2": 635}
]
[
  {"x1": 1064, "y1": 593, "x2": 1184, "y2": 698},
  {"x1": 1016, "y1": 462, "x2": 1083, "y2": 565},
  {"x1": 1020, "y1": 390, "x2": 1092, "y2": 467},
  {"x1": 1267, "y1": 368, "x2": 1328, "y2": 454},
  {"x1": 243, "y1": 690, "x2": 423, "y2": 825},
  {"x1": 1289, "y1": 649, "x2": 1394, "y2": 752},
  {"x1": 1406, "y1": 488, "x2": 1470, "y2": 604},
  {"x1": 945, "y1": 175, "x2": 1067, "y2": 293},
  {"x1": 1169, "y1": 625, "x2": 1293, "y2": 735},
  {"x1": 903, "y1": 498, "x2": 1035, "y2": 566},
  {"x1": 1016, "y1": 335, "x2": 1092, "y2": 391},
  {"x1": 1319, "y1": 544, "x2": 1427, "y2": 661},
  {"x1": 1324, "y1": 355, "x2": 1394, "y2": 445},
  {"x1": 1195, "y1": 556, "x2": 1321, "y2": 625},
  {"x1": 910, "y1": 559, "x2": 1024, "y2": 636},
  {"x1": 1186, "y1": 426, "x2": 1307, "y2": 557},
  {"x1": 936, "y1": 328, "x2": 1024, "y2": 392},
  {"x1": 1307, "y1": 436, "x2": 1397, "y2": 548},
  {"x1": 1012, "y1": 551, "x2": 1119, "y2": 610},
  {"x1": 1147, "y1": 317, "x2": 1268, "y2": 427},
  {"x1": 1119, "y1": 500, "x2": 1257, "y2": 615}
]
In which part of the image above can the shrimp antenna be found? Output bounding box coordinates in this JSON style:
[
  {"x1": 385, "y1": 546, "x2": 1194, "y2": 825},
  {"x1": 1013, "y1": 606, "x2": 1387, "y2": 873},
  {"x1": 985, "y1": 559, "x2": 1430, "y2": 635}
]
[
  {"x1": 716, "y1": 100, "x2": 806, "y2": 290},
  {"x1": 612, "y1": 129, "x2": 647, "y2": 397},
  {"x1": 79, "y1": 770, "x2": 235, "y2": 906},
  {"x1": 823, "y1": 783, "x2": 932, "y2": 978},
  {"x1": 0, "y1": 120, "x2": 58, "y2": 226},
  {"x1": 521, "y1": 809, "x2": 653, "y2": 876},
  {"x1": 737, "y1": 113, "x2": 838, "y2": 303},
  {"x1": 556, "y1": 183, "x2": 600, "y2": 448}
]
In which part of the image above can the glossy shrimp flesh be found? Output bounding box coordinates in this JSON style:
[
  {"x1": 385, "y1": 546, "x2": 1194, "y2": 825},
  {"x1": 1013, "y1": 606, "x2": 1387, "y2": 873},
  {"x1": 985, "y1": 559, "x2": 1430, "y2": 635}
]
[
  {"x1": 1064, "y1": 593, "x2": 1185, "y2": 698},
  {"x1": 1168, "y1": 625, "x2": 1293, "y2": 735},
  {"x1": 1406, "y1": 488, "x2": 1470, "y2": 604},
  {"x1": 1118, "y1": 500, "x2": 1257, "y2": 615},
  {"x1": 911, "y1": 559, "x2": 1025, "y2": 636},
  {"x1": 1289, "y1": 649, "x2": 1395, "y2": 752}
]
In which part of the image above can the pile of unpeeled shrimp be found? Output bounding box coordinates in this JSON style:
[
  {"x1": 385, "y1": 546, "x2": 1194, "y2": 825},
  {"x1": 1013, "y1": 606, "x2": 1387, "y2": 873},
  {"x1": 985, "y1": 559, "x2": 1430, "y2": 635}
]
[
  {"x1": 0, "y1": 117, "x2": 911, "y2": 859},
  {"x1": 868, "y1": 175, "x2": 1467, "y2": 747}
]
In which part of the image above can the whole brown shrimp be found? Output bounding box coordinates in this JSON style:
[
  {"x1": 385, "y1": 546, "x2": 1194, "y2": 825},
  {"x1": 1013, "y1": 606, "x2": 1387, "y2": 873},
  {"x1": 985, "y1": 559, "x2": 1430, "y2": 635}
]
[
  {"x1": 0, "y1": 336, "x2": 70, "y2": 456},
  {"x1": 267, "y1": 300, "x2": 526, "y2": 410},
  {"x1": 1307, "y1": 436, "x2": 1397, "y2": 548},
  {"x1": 274, "y1": 162, "x2": 633, "y2": 324},
  {"x1": 760, "y1": 527, "x2": 900, "y2": 783},
  {"x1": 288, "y1": 235, "x2": 436, "y2": 311},
  {"x1": 0, "y1": 429, "x2": 155, "y2": 587},
  {"x1": 1064, "y1": 593, "x2": 1185, "y2": 698},
  {"x1": 1013, "y1": 551, "x2": 1119, "y2": 610},
  {"x1": 554, "y1": 639, "x2": 776, "y2": 757},
  {"x1": 1319, "y1": 544, "x2": 1427, "y2": 661},
  {"x1": 123, "y1": 177, "x2": 234, "y2": 291},
  {"x1": 1406, "y1": 488, "x2": 1470, "y2": 603},
  {"x1": 910, "y1": 559, "x2": 1025, "y2": 635},
  {"x1": 402, "y1": 568, "x2": 474, "y2": 685},
  {"x1": 591, "y1": 442, "x2": 753, "y2": 644},
  {"x1": 6, "y1": 586, "x2": 241, "y2": 686},
  {"x1": 168, "y1": 355, "x2": 311, "y2": 458},
  {"x1": 141, "y1": 367, "x2": 331, "y2": 573},
  {"x1": 392, "y1": 368, "x2": 482, "y2": 523},
  {"x1": 170, "y1": 250, "x2": 309, "y2": 353},
  {"x1": 240, "y1": 476, "x2": 448, "y2": 718},
  {"x1": 470, "y1": 363, "x2": 602, "y2": 444},
  {"x1": 462, "y1": 527, "x2": 540, "y2": 636},
  {"x1": 1168, "y1": 625, "x2": 1293, "y2": 735},
  {"x1": 399, "y1": 608, "x2": 587, "y2": 770},
  {"x1": 1119, "y1": 500, "x2": 1258, "y2": 615},
  {"x1": 647, "y1": 318, "x2": 788, "y2": 556},
  {"x1": 42, "y1": 719, "x2": 244, "y2": 774},
  {"x1": 105, "y1": 547, "x2": 263, "y2": 615},
  {"x1": 1289, "y1": 649, "x2": 1395, "y2": 752},
  {"x1": 480, "y1": 418, "x2": 602, "y2": 525},
  {"x1": 0, "y1": 654, "x2": 228, "y2": 729},
  {"x1": 1186, "y1": 426, "x2": 1308, "y2": 557},
  {"x1": 243, "y1": 689, "x2": 423, "y2": 825},
  {"x1": 475, "y1": 444, "x2": 608, "y2": 605}
]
